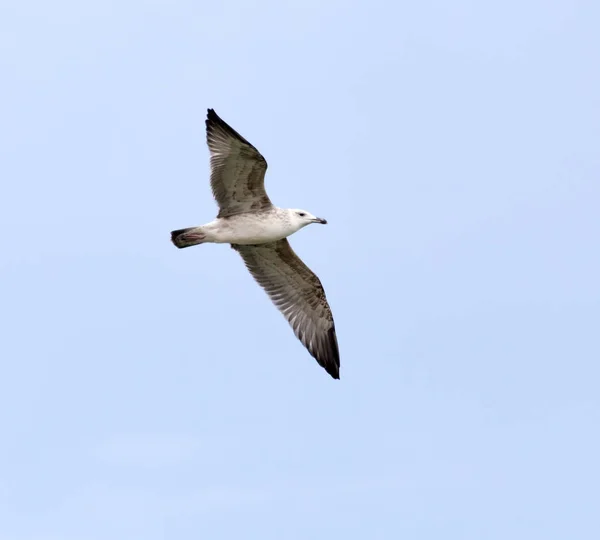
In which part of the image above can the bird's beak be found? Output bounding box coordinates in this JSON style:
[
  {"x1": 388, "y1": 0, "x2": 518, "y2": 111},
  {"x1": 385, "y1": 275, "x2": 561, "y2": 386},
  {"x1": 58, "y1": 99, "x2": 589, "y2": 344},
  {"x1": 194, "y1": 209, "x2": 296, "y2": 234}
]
[{"x1": 314, "y1": 217, "x2": 327, "y2": 224}]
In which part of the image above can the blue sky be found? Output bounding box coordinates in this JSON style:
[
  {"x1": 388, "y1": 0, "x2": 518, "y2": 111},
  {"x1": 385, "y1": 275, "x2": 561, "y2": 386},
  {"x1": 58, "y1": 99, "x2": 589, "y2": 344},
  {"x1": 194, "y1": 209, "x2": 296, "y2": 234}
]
[{"x1": 1, "y1": 0, "x2": 599, "y2": 538}]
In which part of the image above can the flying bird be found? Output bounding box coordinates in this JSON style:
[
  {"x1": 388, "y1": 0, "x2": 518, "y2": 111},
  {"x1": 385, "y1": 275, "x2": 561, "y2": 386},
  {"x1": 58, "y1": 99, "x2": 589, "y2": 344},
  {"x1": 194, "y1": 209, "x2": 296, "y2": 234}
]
[{"x1": 171, "y1": 109, "x2": 340, "y2": 379}]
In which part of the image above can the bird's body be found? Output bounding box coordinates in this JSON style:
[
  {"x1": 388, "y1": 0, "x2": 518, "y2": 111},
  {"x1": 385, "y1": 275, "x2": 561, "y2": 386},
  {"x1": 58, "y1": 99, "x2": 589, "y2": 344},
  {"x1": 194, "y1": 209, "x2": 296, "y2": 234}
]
[
  {"x1": 171, "y1": 109, "x2": 340, "y2": 379},
  {"x1": 174, "y1": 208, "x2": 312, "y2": 246}
]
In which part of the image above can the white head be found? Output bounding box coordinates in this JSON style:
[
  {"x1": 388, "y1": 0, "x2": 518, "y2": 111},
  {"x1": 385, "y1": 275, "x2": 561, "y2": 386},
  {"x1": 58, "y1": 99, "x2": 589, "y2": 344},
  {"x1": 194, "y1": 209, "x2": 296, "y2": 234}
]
[{"x1": 287, "y1": 208, "x2": 328, "y2": 230}]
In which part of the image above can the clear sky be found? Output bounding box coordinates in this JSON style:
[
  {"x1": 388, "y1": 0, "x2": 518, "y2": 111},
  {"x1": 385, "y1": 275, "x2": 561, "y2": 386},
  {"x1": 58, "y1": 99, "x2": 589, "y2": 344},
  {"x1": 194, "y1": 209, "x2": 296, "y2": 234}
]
[{"x1": 1, "y1": 1, "x2": 599, "y2": 538}]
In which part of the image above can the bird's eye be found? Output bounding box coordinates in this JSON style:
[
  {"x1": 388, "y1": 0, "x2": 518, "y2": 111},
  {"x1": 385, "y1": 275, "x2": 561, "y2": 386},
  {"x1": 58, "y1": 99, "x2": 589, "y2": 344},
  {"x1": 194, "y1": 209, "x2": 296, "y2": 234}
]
[{"x1": 298, "y1": 212, "x2": 306, "y2": 217}]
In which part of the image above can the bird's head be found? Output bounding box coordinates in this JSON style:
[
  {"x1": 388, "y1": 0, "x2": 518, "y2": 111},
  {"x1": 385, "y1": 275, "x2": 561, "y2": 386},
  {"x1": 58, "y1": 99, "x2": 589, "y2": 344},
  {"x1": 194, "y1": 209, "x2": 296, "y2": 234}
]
[{"x1": 289, "y1": 209, "x2": 328, "y2": 229}]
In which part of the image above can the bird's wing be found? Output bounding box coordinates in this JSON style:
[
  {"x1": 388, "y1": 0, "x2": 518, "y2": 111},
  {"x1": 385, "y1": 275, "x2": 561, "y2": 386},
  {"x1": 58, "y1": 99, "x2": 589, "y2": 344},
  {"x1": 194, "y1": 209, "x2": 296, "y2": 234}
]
[
  {"x1": 232, "y1": 239, "x2": 340, "y2": 379},
  {"x1": 205, "y1": 109, "x2": 272, "y2": 218}
]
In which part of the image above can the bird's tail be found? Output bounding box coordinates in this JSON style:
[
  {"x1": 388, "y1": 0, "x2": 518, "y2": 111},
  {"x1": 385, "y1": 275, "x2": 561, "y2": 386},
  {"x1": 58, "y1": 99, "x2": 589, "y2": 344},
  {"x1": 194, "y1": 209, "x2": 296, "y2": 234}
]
[{"x1": 171, "y1": 227, "x2": 207, "y2": 248}]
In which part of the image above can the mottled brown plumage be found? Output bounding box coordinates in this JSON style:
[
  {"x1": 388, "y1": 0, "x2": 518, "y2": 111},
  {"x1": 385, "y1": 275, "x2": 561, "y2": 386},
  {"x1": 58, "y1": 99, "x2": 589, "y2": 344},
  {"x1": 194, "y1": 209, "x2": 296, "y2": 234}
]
[
  {"x1": 232, "y1": 239, "x2": 340, "y2": 379},
  {"x1": 206, "y1": 109, "x2": 272, "y2": 218}
]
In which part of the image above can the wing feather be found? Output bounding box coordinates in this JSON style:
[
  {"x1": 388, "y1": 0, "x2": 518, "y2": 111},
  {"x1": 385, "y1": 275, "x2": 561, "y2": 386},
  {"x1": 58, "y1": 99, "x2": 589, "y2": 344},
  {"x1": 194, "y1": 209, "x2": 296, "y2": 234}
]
[
  {"x1": 232, "y1": 239, "x2": 340, "y2": 379},
  {"x1": 205, "y1": 109, "x2": 272, "y2": 218}
]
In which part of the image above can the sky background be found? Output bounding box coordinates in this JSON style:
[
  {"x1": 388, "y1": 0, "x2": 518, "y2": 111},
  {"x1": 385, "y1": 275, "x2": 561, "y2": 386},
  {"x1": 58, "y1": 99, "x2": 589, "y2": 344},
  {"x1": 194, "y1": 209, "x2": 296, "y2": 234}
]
[{"x1": 1, "y1": 0, "x2": 599, "y2": 538}]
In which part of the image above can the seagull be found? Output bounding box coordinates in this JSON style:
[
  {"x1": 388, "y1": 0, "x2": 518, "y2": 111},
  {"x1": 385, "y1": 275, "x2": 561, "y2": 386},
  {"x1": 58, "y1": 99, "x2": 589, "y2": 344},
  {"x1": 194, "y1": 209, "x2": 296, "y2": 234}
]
[{"x1": 171, "y1": 109, "x2": 340, "y2": 379}]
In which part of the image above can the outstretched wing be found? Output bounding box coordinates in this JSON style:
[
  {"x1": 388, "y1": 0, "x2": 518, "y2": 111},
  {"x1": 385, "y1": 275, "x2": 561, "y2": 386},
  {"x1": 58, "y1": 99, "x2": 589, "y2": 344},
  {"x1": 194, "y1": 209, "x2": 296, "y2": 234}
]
[
  {"x1": 232, "y1": 239, "x2": 340, "y2": 379},
  {"x1": 205, "y1": 109, "x2": 272, "y2": 218}
]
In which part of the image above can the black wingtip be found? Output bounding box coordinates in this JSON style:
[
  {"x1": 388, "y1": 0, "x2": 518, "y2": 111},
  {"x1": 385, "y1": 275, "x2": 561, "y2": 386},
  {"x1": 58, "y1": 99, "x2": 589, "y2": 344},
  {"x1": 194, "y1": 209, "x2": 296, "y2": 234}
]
[
  {"x1": 322, "y1": 326, "x2": 341, "y2": 380},
  {"x1": 326, "y1": 363, "x2": 340, "y2": 380},
  {"x1": 205, "y1": 108, "x2": 219, "y2": 131},
  {"x1": 205, "y1": 108, "x2": 262, "y2": 153}
]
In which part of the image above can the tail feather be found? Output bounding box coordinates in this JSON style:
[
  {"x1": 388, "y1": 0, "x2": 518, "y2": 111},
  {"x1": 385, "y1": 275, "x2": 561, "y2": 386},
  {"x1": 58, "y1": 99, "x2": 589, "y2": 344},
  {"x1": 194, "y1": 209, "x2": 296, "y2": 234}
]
[{"x1": 171, "y1": 227, "x2": 206, "y2": 249}]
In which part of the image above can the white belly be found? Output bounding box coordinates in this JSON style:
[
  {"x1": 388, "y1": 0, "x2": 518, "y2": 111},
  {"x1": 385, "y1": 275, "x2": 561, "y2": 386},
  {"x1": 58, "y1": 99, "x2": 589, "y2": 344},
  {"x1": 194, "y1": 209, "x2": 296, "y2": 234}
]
[{"x1": 203, "y1": 213, "x2": 297, "y2": 245}]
